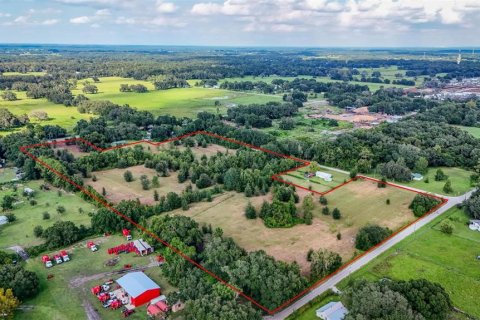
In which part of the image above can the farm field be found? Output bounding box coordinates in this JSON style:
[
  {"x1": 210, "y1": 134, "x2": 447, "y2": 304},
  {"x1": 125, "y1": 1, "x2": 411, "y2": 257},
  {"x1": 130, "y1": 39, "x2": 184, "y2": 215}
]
[
  {"x1": 457, "y1": 125, "x2": 480, "y2": 139},
  {"x1": 73, "y1": 77, "x2": 282, "y2": 118},
  {"x1": 0, "y1": 90, "x2": 92, "y2": 136},
  {"x1": 1, "y1": 71, "x2": 47, "y2": 76},
  {"x1": 0, "y1": 180, "x2": 96, "y2": 249},
  {"x1": 279, "y1": 166, "x2": 350, "y2": 194},
  {"x1": 17, "y1": 235, "x2": 178, "y2": 320},
  {"x1": 336, "y1": 207, "x2": 480, "y2": 319},
  {"x1": 173, "y1": 178, "x2": 419, "y2": 273},
  {"x1": 372, "y1": 167, "x2": 474, "y2": 196}
]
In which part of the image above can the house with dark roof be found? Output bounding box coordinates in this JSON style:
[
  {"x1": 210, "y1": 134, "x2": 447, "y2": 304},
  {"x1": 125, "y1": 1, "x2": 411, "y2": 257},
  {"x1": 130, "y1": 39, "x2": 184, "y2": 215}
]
[{"x1": 116, "y1": 272, "x2": 161, "y2": 307}]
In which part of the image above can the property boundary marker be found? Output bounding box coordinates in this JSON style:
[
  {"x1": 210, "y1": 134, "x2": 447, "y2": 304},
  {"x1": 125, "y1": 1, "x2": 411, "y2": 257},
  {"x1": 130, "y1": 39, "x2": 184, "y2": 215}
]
[{"x1": 19, "y1": 130, "x2": 448, "y2": 315}]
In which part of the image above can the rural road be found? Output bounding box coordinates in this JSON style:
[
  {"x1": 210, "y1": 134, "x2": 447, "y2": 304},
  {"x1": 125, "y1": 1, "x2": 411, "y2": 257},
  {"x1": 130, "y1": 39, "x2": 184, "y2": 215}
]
[{"x1": 266, "y1": 188, "x2": 476, "y2": 320}]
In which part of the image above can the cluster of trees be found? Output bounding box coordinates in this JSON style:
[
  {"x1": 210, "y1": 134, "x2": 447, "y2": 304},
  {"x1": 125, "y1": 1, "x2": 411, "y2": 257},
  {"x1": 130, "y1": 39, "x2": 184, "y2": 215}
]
[
  {"x1": 355, "y1": 225, "x2": 392, "y2": 251},
  {"x1": 343, "y1": 279, "x2": 451, "y2": 320},
  {"x1": 151, "y1": 76, "x2": 189, "y2": 90},
  {"x1": 119, "y1": 83, "x2": 148, "y2": 93},
  {"x1": 1, "y1": 90, "x2": 17, "y2": 101},
  {"x1": 409, "y1": 194, "x2": 442, "y2": 217},
  {"x1": 33, "y1": 221, "x2": 91, "y2": 250},
  {"x1": 147, "y1": 215, "x2": 307, "y2": 312},
  {"x1": 257, "y1": 185, "x2": 299, "y2": 228},
  {"x1": 0, "y1": 108, "x2": 29, "y2": 130},
  {"x1": 226, "y1": 102, "x2": 301, "y2": 128},
  {"x1": 464, "y1": 189, "x2": 480, "y2": 219}
]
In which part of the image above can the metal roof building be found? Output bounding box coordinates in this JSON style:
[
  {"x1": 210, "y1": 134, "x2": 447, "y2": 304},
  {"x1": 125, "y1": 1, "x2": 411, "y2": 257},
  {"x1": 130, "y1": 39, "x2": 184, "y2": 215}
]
[{"x1": 116, "y1": 272, "x2": 161, "y2": 307}]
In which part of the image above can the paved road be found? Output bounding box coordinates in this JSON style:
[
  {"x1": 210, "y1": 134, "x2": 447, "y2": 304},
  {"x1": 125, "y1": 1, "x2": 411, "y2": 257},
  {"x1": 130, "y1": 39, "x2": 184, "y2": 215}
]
[{"x1": 266, "y1": 189, "x2": 475, "y2": 320}]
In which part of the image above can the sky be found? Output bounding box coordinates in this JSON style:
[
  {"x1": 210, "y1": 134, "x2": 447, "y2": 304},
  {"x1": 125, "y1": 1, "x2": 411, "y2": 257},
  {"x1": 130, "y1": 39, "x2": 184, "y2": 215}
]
[{"x1": 0, "y1": 0, "x2": 479, "y2": 47}]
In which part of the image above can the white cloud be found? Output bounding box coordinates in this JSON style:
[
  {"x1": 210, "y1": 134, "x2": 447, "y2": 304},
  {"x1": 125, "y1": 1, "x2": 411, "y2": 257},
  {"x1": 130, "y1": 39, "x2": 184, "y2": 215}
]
[
  {"x1": 70, "y1": 16, "x2": 91, "y2": 24},
  {"x1": 95, "y1": 9, "x2": 111, "y2": 16},
  {"x1": 41, "y1": 19, "x2": 59, "y2": 25},
  {"x1": 0, "y1": 13, "x2": 12, "y2": 18},
  {"x1": 156, "y1": 1, "x2": 177, "y2": 13},
  {"x1": 191, "y1": 0, "x2": 250, "y2": 16}
]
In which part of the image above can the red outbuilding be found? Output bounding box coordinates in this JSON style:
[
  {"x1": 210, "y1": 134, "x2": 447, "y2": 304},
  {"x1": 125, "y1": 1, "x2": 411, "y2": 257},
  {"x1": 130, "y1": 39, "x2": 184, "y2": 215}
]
[{"x1": 116, "y1": 272, "x2": 161, "y2": 307}]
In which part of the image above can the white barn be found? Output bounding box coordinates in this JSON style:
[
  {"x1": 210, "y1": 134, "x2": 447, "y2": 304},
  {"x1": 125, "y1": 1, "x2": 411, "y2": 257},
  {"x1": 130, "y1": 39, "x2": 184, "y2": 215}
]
[
  {"x1": 316, "y1": 301, "x2": 348, "y2": 320},
  {"x1": 316, "y1": 171, "x2": 333, "y2": 182}
]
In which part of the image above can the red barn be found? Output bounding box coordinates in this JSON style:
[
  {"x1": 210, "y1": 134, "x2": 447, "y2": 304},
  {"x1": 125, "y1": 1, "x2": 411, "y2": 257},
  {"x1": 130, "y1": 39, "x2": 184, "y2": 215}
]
[{"x1": 116, "y1": 272, "x2": 161, "y2": 307}]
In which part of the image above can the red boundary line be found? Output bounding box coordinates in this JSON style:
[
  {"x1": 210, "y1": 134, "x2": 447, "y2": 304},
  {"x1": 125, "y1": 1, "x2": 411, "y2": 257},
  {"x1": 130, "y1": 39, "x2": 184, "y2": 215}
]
[{"x1": 19, "y1": 130, "x2": 448, "y2": 315}]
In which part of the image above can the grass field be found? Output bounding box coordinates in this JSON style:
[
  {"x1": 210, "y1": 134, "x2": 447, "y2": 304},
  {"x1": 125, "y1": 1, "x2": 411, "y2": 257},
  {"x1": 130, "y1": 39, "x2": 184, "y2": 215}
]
[
  {"x1": 336, "y1": 207, "x2": 480, "y2": 318},
  {"x1": 280, "y1": 166, "x2": 350, "y2": 194},
  {"x1": 17, "y1": 235, "x2": 178, "y2": 320},
  {"x1": 0, "y1": 90, "x2": 92, "y2": 136},
  {"x1": 357, "y1": 66, "x2": 424, "y2": 86},
  {"x1": 456, "y1": 125, "x2": 480, "y2": 139},
  {"x1": 173, "y1": 178, "x2": 418, "y2": 273},
  {"x1": 0, "y1": 180, "x2": 96, "y2": 249},
  {"x1": 74, "y1": 77, "x2": 282, "y2": 118},
  {"x1": 0, "y1": 167, "x2": 17, "y2": 183},
  {"x1": 372, "y1": 167, "x2": 473, "y2": 196},
  {"x1": 2, "y1": 71, "x2": 46, "y2": 76}
]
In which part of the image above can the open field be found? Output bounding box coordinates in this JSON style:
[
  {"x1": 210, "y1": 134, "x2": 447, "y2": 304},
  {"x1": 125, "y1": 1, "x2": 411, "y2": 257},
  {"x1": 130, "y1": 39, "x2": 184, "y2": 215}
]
[
  {"x1": 0, "y1": 180, "x2": 96, "y2": 249},
  {"x1": 73, "y1": 77, "x2": 282, "y2": 118},
  {"x1": 1, "y1": 71, "x2": 47, "y2": 76},
  {"x1": 280, "y1": 166, "x2": 350, "y2": 194},
  {"x1": 17, "y1": 235, "x2": 178, "y2": 320},
  {"x1": 173, "y1": 178, "x2": 418, "y2": 273},
  {"x1": 336, "y1": 207, "x2": 480, "y2": 318},
  {"x1": 357, "y1": 66, "x2": 424, "y2": 86},
  {"x1": 456, "y1": 125, "x2": 480, "y2": 139},
  {"x1": 0, "y1": 90, "x2": 93, "y2": 136},
  {"x1": 372, "y1": 167, "x2": 473, "y2": 196},
  {"x1": 85, "y1": 165, "x2": 187, "y2": 205},
  {"x1": 0, "y1": 167, "x2": 17, "y2": 183}
]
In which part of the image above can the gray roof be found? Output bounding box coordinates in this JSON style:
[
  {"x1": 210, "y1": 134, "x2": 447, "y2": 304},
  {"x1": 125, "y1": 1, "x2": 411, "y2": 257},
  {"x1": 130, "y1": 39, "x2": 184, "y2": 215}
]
[
  {"x1": 316, "y1": 301, "x2": 348, "y2": 320},
  {"x1": 116, "y1": 272, "x2": 160, "y2": 298}
]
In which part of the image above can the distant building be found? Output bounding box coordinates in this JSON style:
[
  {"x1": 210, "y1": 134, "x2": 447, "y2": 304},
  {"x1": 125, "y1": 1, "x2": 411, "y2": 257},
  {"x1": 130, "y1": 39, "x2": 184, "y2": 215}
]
[
  {"x1": 316, "y1": 171, "x2": 333, "y2": 182},
  {"x1": 316, "y1": 301, "x2": 348, "y2": 320},
  {"x1": 411, "y1": 173, "x2": 424, "y2": 181}
]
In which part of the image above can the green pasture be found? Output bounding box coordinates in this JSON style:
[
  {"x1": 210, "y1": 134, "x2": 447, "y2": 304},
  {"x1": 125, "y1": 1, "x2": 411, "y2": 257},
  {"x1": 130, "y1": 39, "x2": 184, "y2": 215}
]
[
  {"x1": 0, "y1": 180, "x2": 96, "y2": 249},
  {"x1": 371, "y1": 167, "x2": 474, "y2": 196},
  {"x1": 0, "y1": 90, "x2": 92, "y2": 136},
  {"x1": 336, "y1": 207, "x2": 480, "y2": 318},
  {"x1": 456, "y1": 125, "x2": 480, "y2": 139},
  {"x1": 73, "y1": 77, "x2": 281, "y2": 118}
]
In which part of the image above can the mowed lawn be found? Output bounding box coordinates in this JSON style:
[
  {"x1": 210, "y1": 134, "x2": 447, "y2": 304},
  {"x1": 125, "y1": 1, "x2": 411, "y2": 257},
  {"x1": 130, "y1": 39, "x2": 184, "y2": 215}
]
[
  {"x1": 337, "y1": 207, "x2": 480, "y2": 318},
  {"x1": 373, "y1": 167, "x2": 474, "y2": 196},
  {"x1": 321, "y1": 179, "x2": 418, "y2": 231},
  {"x1": 73, "y1": 77, "x2": 281, "y2": 118},
  {"x1": 17, "y1": 235, "x2": 177, "y2": 320},
  {"x1": 280, "y1": 166, "x2": 350, "y2": 194},
  {"x1": 0, "y1": 91, "x2": 93, "y2": 136},
  {"x1": 456, "y1": 125, "x2": 480, "y2": 139},
  {"x1": 0, "y1": 180, "x2": 96, "y2": 249}
]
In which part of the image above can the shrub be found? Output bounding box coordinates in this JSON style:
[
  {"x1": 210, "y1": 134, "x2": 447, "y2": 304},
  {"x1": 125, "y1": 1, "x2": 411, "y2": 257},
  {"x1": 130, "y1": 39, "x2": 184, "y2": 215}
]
[
  {"x1": 332, "y1": 208, "x2": 341, "y2": 220},
  {"x1": 439, "y1": 220, "x2": 454, "y2": 234},
  {"x1": 443, "y1": 180, "x2": 453, "y2": 194},
  {"x1": 386, "y1": 199, "x2": 390, "y2": 205},
  {"x1": 33, "y1": 225, "x2": 44, "y2": 237},
  {"x1": 42, "y1": 212, "x2": 50, "y2": 220},
  {"x1": 56, "y1": 205, "x2": 66, "y2": 214},
  {"x1": 319, "y1": 196, "x2": 327, "y2": 205},
  {"x1": 29, "y1": 199, "x2": 37, "y2": 206},
  {"x1": 409, "y1": 194, "x2": 441, "y2": 217},
  {"x1": 245, "y1": 202, "x2": 257, "y2": 219},
  {"x1": 322, "y1": 206, "x2": 330, "y2": 215},
  {"x1": 435, "y1": 168, "x2": 448, "y2": 181},
  {"x1": 336, "y1": 232, "x2": 342, "y2": 240},
  {"x1": 5, "y1": 213, "x2": 16, "y2": 222},
  {"x1": 123, "y1": 170, "x2": 133, "y2": 182}
]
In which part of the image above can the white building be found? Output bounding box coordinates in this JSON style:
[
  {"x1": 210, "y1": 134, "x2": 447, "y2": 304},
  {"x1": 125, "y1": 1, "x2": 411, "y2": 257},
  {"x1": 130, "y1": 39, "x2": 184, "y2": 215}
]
[
  {"x1": 316, "y1": 171, "x2": 333, "y2": 182},
  {"x1": 316, "y1": 301, "x2": 348, "y2": 320},
  {"x1": 469, "y1": 220, "x2": 480, "y2": 231},
  {"x1": 0, "y1": 216, "x2": 9, "y2": 225}
]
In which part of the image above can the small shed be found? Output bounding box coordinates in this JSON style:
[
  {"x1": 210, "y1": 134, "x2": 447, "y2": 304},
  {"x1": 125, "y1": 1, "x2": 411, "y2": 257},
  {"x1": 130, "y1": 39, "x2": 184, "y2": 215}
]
[
  {"x1": 411, "y1": 173, "x2": 423, "y2": 181},
  {"x1": 316, "y1": 171, "x2": 333, "y2": 182},
  {"x1": 469, "y1": 220, "x2": 480, "y2": 231},
  {"x1": 116, "y1": 272, "x2": 161, "y2": 307},
  {"x1": 133, "y1": 239, "x2": 153, "y2": 256},
  {"x1": 0, "y1": 216, "x2": 9, "y2": 225},
  {"x1": 316, "y1": 301, "x2": 348, "y2": 320}
]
